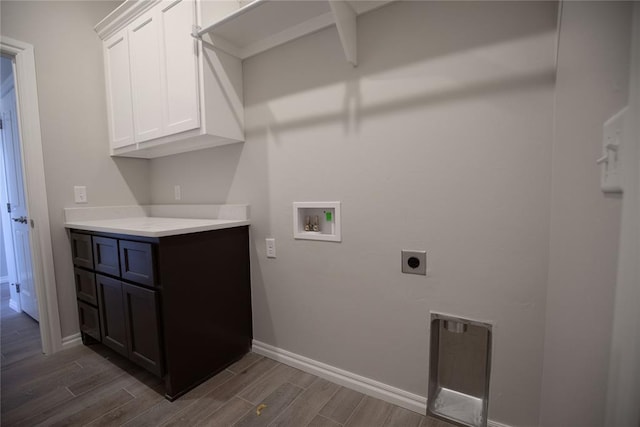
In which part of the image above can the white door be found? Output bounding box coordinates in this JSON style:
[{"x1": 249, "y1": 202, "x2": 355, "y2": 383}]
[
  {"x1": 0, "y1": 87, "x2": 39, "y2": 321},
  {"x1": 160, "y1": 0, "x2": 200, "y2": 135},
  {"x1": 104, "y1": 28, "x2": 135, "y2": 149},
  {"x1": 129, "y1": 9, "x2": 164, "y2": 142}
]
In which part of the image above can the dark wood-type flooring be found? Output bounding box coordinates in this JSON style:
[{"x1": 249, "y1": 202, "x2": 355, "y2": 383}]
[
  {"x1": 1, "y1": 284, "x2": 454, "y2": 426},
  {"x1": 1, "y1": 283, "x2": 42, "y2": 366}
]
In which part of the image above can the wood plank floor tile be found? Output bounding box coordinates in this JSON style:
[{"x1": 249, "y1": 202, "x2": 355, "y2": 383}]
[
  {"x1": 234, "y1": 382, "x2": 304, "y2": 427},
  {"x1": 238, "y1": 363, "x2": 298, "y2": 404},
  {"x1": 14, "y1": 369, "x2": 141, "y2": 427},
  {"x1": 271, "y1": 378, "x2": 340, "y2": 427},
  {"x1": 86, "y1": 381, "x2": 165, "y2": 427},
  {"x1": 383, "y1": 406, "x2": 424, "y2": 427},
  {"x1": 344, "y1": 396, "x2": 393, "y2": 427},
  {"x1": 1, "y1": 314, "x2": 452, "y2": 427},
  {"x1": 48, "y1": 388, "x2": 135, "y2": 427},
  {"x1": 1, "y1": 361, "x2": 81, "y2": 413},
  {"x1": 1, "y1": 386, "x2": 75, "y2": 426},
  {"x1": 123, "y1": 369, "x2": 235, "y2": 427},
  {"x1": 308, "y1": 414, "x2": 343, "y2": 427},
  {"x1": 66, "y1": 363, "x2": 134, "y2": 396},
  {"x1": 319, "y1": 386, "x2": 365, "y2": 424},
  {"x1": 161, "y1": 357, "x2": 279, "y2": 426},
  {"x1": 199, "y1": 396, "x2": 254, "y2": 426},
  {"x1": 227, "y1": 352, "x2": 263, "y2": 373},
  {"x1": 421, "y1": 415, "x2": 457, "y2": 427},
  {"x1": 288, "y1": 368, "x2": 318, "y2": 388}
]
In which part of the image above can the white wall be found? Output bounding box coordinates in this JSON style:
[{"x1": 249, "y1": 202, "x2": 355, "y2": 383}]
[
  {"x1": 606, "y1": 5, "x2": 640, "y2": 425},
  {"x1": 151, "y1": 2, "x2": 557, "y2": 425},
  {"x1": 0, "y1": 1, "x2": 150, "y2": 337},
  {"x1": 539, "y1": 2, "x2": 632, "y2": 426}
]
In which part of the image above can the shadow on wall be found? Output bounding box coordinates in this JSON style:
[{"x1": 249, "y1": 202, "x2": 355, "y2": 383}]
[
  {"x1": 245, "y1": 0, "x2": 558, "y2": 137},
  {"x1": 148, "y1": 142, "x2": 244, "y2": 204},
  {"x1": 112, "y1": 157, "x2": 153, "y2": 205}
]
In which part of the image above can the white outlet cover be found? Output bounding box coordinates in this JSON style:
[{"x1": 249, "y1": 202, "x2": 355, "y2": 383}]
[
  {"x1": 266, "y1": 238, "x2": 276, "y2": 258},
  {"x1": 74, "y1": 186, "x2": 87, "y2": 203}
]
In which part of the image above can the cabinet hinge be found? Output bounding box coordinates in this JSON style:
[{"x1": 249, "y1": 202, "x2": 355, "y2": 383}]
[
  {"x1": 6, "y1": 203, "x2": 10, "y2": 213},
  {"x1": 15, "y1": 283, "x2": 20, "y2": 293}
]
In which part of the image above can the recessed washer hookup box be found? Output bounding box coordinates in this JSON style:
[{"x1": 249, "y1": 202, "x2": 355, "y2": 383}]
[{"x1": 428, "y1": 313, "x2": 492, "y2": 427}]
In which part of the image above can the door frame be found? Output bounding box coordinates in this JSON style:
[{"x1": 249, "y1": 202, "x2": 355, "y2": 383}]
[{"x1": 0, "y1": 36, "x2": 61, "y2": 354}]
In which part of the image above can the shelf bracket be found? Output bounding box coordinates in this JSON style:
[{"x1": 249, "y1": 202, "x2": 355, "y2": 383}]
[
  {"x1": 191, "y1": 24, "x2": 203, "y2": 40},
  {"x1": 329, "y1": 0, "x2": 357, "y2": 67}
]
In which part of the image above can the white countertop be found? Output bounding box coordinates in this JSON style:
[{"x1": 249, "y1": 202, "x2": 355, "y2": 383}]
[{"x1": 65, "y1": 217, "x2": 250, "y2": 238}]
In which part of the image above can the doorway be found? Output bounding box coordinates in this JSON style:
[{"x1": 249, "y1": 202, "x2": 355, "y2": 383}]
[
  {"x1": 0, "y1": 53, "x2": 42, "y2": 364},
  {"x1": 0, "y1": 36, "x2": 62, "y2": 355}
]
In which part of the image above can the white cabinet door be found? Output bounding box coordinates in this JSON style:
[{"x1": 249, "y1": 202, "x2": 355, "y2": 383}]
[
  {"x1": 129, "y1": 10, "x2": 164, "y2": 143},
  {"x1": 160, "y1": 0, "x2": 200, "y2": 135},
  {"x1": 104, "y1": 29, "x2": 134, "y2": 149}
]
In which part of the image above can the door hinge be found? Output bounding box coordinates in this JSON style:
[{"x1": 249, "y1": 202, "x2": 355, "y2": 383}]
[
  {"x1": 0, "y1": 118, "x2": 3, "y2": 130},
  {"x1": 15, "y1": 283, "x2": 20, "y2": 293},
  {"x1": 6, "y1": 203, "x2": 10, "y2": 213}
]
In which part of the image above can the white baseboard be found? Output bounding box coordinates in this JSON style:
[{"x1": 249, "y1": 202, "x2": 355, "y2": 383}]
[
  {"x1": 252, "y1": 340, "x2": 512, "y2": 427},
  {"x1": 252, "y1": 340, "x2": 426, "y2": 414},
  {"x1": 9, "y1": 298, "x2": 20, "y2": 312},
  {"x1": 61, "y1": 333, "x2": 82, "y2": 350}
]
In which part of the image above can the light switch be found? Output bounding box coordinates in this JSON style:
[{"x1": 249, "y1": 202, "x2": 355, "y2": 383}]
[
  {"x1": 174, "y1": 185, "x2": 181, "y2": 201},
  {"x1": 266, "y1": 238, "x2": 276, "y2": 258},
  {"x1": 74, "y1": 186, "x2": 87, "y2": 203},
  {"x1": 598, "y1": 107, "x2": 627, "y2": 193}
]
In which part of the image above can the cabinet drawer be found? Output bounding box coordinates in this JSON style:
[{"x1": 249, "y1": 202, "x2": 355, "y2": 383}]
[
  {"x1": 74, "y1": 268, "x2": 97, "y2": 305},
  {"x1": 120, "y1": 240, "x2": 155, "y2": 286},
  {"x1": 78, "y1": 301, "x2": 101, "y2": 342},
  {"x1": 71, "y1": 233, "x2": 93, "y2": 269},
  {"x1": 93, "y1": 237, "x2": 120, "y2": 277}
]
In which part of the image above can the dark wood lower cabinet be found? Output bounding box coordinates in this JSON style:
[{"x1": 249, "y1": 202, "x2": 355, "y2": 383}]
[
  {"x1": 97, "y1": 274, "x2": 128, "y2": 357},
  {"x1": 69, "y1": 226, "x2": 252, "y2": 401},
  {"x1": 123, "y1": 282, "x2": 163, "y2": 376},
  {"x1": 77, "y1": 301, "x2": 101, "y2": 342}
]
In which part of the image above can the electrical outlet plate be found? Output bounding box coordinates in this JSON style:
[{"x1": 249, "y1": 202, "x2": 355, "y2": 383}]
[
  {"x1": 402, "y1": 250, "x2": 426, "y2": 275},
  {"x1": 266, "y1": 238, "x2": 276, "y2": 258},
  {"x1": 74, "y1": 186, "x2": 87, "y2": 203}
]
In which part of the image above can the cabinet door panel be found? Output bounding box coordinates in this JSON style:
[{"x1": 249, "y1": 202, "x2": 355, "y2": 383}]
[
  {"x1": 160, "y1": 0, "x2": 200, "y2": 135},
  {"x1": 93, "y1": 237, "x2": 120, "y2": 277},
  {"x1": 74, "y1": 268, "x2": 97, "y2": 305},
  {"x1": 123, "y1": 283, "x2": 163, "y2": 376},
  {"x1": 97, "y1": 274, "x2": 128, "y2": 357},
  {"x1": 129, "y1": 10, "x2": 164, "y2": 142},
  {"x1": 120, "y1": 240, "x2": 155, "y2": 287},
  {"x1": 104, "y1": 29, "x2": 134, "y2": 149},
  {"x1": 78, "y1": 302, "x2": 101, "y2": 342},
  {"x1": 71, "y1": 232, "x2": 93, "y2": 269}
]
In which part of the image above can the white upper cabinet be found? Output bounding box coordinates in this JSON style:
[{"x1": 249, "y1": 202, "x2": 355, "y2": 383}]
[
  {"x1": 129, "y1": 8, "x2": 164, "y2": 142},
  {"x1": 103, "y1": 28, "x2": 134, "y2": 149},
  {"x1": 96, "y1": 0, "x2": 243, "y2": 158},
  {"x1": 159, "y1": 0, "x2": 200, "y2": 136}
]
